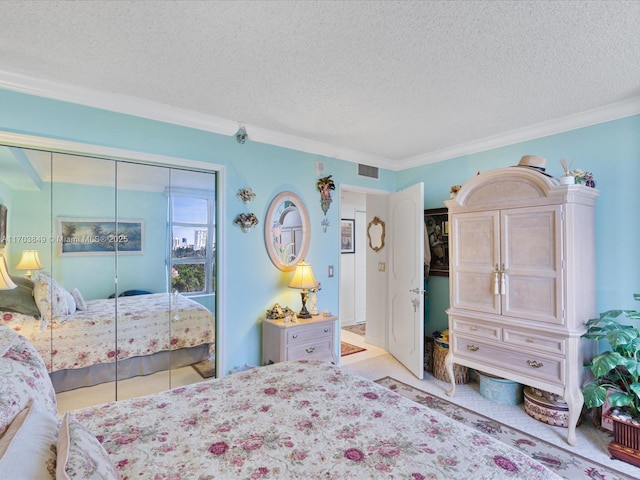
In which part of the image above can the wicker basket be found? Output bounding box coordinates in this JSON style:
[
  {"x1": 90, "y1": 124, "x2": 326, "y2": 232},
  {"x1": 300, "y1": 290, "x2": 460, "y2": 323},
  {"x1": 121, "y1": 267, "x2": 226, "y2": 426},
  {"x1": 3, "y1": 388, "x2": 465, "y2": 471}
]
[
  {"x1": 433, "y1": 342, "x2": 469, "y2": 384},
  {"x1": 424, "y1": 337, "x2": 434, "y2": 373}
]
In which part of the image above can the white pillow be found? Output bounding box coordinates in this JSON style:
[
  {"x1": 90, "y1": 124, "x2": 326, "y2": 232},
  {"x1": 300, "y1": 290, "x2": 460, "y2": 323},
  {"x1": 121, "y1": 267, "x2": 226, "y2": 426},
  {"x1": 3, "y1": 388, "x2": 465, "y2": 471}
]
[
  {"x1": 64, "y1": 289, "x2": 76, "y2": 314},
  {"x1": 57, "y1": 413, "x2": 121, "y2": 480},
  {"x1": 71, "y1": 287, "x2": 88, "y2": 311},
  {"x1": 33, "y1": 275, "x2": 73, "y2": 321},
  {"x1": 0, "y1": 401, "x2": 58, "y2": 479}
]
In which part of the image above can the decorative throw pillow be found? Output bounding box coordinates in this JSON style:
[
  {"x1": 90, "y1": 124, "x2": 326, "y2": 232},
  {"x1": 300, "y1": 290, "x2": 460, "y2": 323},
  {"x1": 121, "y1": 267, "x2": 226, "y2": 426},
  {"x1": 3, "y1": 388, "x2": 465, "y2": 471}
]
[
  {"x1": 57, "y1": 413, "x2": 121, "y2": 480},
  {"x1": 55, "y1": 290, "x2": 76, "y2": 324},
  {"x1": 71, "y1": 287, "x2": 88, "y2": 311},
  {"x1": 33, "y1": 274, "x2": 71, "y2": 321},
  {"x1": 0, "y1": 276, "x2": 40, "y2": 316},
  {"x1": 0, "y1": 401, "x2": 58, "y2": 479}
]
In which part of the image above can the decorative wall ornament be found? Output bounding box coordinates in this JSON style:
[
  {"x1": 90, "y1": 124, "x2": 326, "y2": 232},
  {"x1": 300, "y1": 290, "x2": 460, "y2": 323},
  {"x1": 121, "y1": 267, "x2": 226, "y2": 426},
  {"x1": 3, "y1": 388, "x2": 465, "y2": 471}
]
[
  {"x1": 321, "y1": 218, "x2": 330, "y2": 233},
  {"x1": 237, "y1": 187, "x2": 256, "y2": 203},
  {"x1": 366, "y1": 216, "x2": 385, "y2": 252},
  {"x1": 234, "y1": 213, "x2": 259, "y2": 232},
  {"x1": 316, "y1": 175, "x2": 335, "y2": 215}
]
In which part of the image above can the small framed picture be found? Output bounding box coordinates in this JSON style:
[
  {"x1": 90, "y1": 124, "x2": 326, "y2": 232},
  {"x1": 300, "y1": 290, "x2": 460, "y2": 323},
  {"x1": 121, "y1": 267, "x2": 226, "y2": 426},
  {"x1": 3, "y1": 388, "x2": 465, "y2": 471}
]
[
  {"x1": 340, "y1": 219, "x2": 355, "y2": 254},
  {"x1": 424, "y1": 208, "x2": 449, "y2": 277}
]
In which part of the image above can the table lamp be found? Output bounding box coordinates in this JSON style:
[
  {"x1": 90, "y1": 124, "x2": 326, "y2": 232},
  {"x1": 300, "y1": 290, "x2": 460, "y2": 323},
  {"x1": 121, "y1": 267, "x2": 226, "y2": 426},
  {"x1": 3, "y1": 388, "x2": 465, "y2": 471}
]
[
  {"x1": 288, "y1": 261, "x2": 317, "y2": 319},
  {"x1": 0, "y1": 254, "x2": 17, "y2": 290},
  {"x1": 15, "y1": 250, "x2": 43, "y2": 279}
]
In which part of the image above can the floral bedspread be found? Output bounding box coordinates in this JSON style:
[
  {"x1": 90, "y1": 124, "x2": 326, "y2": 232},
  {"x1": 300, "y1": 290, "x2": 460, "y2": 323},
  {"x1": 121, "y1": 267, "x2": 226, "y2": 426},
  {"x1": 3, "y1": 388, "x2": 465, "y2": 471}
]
[
  {"x1": 73, "y1": 361, "x2": 561, "y2": 479},
  {"x1": 1, "y1": 293, "x2": 214, "y2": 372}
]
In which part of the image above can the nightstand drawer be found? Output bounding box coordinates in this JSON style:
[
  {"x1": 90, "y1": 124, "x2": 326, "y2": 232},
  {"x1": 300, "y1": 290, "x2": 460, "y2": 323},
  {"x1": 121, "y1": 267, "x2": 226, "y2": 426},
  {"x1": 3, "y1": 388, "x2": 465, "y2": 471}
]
[
  {"x1": 287, "y1": 339, "x2": 333, "y2": 362},
  {"x1": 287, "y1": 323, "x2": 333, "y2": 345},
  {"x1": 262, "y1": 315, "x2": 338, "y2": 365}
]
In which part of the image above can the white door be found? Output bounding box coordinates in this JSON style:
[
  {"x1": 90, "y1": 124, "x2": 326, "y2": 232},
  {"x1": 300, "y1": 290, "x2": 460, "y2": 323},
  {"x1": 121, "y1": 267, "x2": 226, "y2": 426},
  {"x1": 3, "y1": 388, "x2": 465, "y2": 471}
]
[{"x1": 388, "y1": 182, "x2": 425, "y2": 379}]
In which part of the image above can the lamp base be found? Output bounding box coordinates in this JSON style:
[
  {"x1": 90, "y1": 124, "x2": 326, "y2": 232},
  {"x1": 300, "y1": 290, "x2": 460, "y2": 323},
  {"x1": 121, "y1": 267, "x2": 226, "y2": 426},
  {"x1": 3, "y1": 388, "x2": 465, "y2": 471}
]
[{"x1": 298, "y1": 290, "x2": 312, "y2": 319}]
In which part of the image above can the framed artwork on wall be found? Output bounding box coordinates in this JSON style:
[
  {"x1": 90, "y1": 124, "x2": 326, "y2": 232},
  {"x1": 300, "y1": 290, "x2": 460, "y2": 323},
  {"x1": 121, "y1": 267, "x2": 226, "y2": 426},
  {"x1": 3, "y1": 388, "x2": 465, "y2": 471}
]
[
  {"x1": 57, "y1": 218, "x2": 144, "y2": 256},
  {"x1": 340, "y1": 219, "x2": 355, "y2": 254},
  {"x1": 424, "y1": 208, "x2": 449, "y2": 277}
]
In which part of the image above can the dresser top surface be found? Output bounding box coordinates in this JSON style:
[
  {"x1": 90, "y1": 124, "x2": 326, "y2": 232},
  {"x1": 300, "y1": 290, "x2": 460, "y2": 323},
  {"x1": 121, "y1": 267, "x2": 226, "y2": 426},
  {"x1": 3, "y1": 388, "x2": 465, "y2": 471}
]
[{"x1": 264, "y1": 315, "x2": 338, "y2": 329}]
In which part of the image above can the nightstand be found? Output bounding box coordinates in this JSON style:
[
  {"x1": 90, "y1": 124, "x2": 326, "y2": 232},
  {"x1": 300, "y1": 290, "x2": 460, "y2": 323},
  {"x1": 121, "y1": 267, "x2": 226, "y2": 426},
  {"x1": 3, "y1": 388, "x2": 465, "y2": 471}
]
[{"x1": 262, "y1": 315, "x2": 338, "y2": 365}]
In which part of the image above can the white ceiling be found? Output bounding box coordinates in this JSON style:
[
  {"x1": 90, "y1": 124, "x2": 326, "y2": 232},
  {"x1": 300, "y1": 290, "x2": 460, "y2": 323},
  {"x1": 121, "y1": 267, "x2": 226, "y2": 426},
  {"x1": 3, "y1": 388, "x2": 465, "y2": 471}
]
[{"x1": 1, "y1": 0, "x2": 639, "y2": 170}]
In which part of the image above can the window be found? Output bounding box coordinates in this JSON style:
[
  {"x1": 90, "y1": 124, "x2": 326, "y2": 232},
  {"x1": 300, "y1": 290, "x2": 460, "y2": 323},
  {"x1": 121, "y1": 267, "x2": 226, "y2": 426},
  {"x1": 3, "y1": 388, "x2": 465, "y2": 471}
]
[{"x1": 168, "y1": 185, "x2": 216, "y2": 295}]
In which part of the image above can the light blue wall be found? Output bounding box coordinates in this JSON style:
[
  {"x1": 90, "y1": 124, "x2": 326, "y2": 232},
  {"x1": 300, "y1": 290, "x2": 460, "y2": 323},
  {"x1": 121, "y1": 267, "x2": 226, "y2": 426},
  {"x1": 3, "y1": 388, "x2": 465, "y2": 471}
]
[
  {"x1": 8, "y1": 181, "x2": 169, "y2": 299},
  {"x1": 398, "y1": 115, "x2": 640, "y2": 333},
  {"x1": 0, "y1": 88, "x2": 396, "y2": 373},
  {"x1": 2, "y1": 87, "x2": 637, "y2": 370}
]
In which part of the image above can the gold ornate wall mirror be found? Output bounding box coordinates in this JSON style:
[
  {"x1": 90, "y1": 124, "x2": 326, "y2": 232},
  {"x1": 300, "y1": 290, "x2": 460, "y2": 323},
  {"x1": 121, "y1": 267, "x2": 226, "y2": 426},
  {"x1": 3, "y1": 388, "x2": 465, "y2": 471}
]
[
  {"x1": 264, "y1": 191, "x2": 310, "y2": 271},
  {"x1": 367, "y1": 216, "x2": 385, "y2": 252}
]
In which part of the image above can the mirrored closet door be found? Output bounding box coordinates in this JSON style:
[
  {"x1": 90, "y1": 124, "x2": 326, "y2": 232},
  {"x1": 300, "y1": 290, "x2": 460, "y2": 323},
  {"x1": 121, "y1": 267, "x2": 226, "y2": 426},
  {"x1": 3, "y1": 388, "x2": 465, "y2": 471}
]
[{"x1": 0, "y1": 145, "x2": 217, "y2": 410}]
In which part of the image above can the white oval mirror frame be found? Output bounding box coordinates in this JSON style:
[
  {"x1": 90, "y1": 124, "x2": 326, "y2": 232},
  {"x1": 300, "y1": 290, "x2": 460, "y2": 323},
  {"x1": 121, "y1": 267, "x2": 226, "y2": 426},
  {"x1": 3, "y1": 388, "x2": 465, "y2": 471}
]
[
  {"x1": 367, "y1": 216, "x2": 385, "y2": 252},
  {"x1": 264, "y1": 191, "x2": 311, "y2": 271}
]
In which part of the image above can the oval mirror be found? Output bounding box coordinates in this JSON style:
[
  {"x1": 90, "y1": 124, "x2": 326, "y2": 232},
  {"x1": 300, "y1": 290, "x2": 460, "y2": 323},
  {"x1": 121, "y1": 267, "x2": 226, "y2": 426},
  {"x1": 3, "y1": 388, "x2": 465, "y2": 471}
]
[
  {"x1": 367, "y1": 216, "x2": 385, "y2": 252},
  {"x1": 264, "y1": 191, "x2": 310, "y2": 271}
]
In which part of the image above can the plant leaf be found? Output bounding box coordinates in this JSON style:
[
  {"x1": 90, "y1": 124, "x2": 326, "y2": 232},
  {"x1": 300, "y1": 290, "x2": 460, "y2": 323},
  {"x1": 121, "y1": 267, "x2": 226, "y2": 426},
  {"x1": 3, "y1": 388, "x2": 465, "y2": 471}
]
[{"x1": 582, "y1": 382, "x2": 608, "y2": 408}]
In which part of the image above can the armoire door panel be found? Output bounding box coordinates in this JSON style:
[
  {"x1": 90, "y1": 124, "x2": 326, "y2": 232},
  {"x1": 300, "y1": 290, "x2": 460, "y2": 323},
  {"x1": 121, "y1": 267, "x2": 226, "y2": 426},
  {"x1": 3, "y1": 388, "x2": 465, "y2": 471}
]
[
  {"x1": 503, "y1": 275, "x2": 561, "y2": 324},
  {"x1": 450, "y1": 211, "x2": 499, "y2": 313},
  {"x1": 501, "y1": 206, "x2": 563, "y2": 324},
  {"x1": 453, "y1": 271, "x2": 500, "y2": 314},
  {"x1": 452, "y1": 212, "x2": 498, "y2": 267}
]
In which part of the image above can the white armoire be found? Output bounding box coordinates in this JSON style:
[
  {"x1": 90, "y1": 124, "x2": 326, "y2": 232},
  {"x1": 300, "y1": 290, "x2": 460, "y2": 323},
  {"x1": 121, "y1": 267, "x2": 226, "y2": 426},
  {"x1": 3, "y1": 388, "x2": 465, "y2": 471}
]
[{"x1": 444, "y1": 166, "x2": 598, "y2": 446}]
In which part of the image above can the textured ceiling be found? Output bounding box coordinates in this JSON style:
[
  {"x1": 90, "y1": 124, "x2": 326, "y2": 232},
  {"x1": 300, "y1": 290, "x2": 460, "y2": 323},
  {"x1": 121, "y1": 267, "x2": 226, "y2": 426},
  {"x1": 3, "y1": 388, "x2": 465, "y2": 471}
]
[{"x1": 0, "y1": 0, "x2": 639, "y2": 169}]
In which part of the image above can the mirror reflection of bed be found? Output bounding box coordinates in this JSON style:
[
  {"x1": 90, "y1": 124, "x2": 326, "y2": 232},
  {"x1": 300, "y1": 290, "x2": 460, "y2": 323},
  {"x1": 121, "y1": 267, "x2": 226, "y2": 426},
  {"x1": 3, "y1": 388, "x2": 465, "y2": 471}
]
[{"x1": 0, "y1": 146, "x2": 217, "y2": 411}]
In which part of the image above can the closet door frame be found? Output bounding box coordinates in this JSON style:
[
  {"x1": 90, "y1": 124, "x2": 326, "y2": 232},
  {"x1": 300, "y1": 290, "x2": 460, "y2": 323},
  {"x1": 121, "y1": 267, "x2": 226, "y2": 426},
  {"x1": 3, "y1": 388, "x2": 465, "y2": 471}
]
[{"x1": 0, "y1": 130, "x2": 227, "y2": 377}]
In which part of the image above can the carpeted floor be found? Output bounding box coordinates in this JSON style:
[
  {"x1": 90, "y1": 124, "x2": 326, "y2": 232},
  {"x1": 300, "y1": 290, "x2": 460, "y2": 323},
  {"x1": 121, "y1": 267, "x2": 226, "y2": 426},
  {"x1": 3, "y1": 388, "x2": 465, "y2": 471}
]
[
  {"x1": 340, "y1": 341, "x2": 366, "y2": 357},
  {"x1": 375, "y1": 376, "x2": 635, "y2": 480},
  {"x1": 341, "y1": 323, "x2": 365, "y2": 337}
]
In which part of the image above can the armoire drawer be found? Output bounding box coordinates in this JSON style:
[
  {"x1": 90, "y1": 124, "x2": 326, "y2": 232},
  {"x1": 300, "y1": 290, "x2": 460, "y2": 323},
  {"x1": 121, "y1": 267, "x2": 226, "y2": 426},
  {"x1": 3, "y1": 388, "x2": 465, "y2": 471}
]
[
  {"x1": 451, "y1": 318, "x2": 500, "y2": 341},
  {"x1": 452, "y1": 335, "x2": 564, "y2": 386},
  {"x1": 503, "y1": 328, "x2": 565, "y2": 355}
]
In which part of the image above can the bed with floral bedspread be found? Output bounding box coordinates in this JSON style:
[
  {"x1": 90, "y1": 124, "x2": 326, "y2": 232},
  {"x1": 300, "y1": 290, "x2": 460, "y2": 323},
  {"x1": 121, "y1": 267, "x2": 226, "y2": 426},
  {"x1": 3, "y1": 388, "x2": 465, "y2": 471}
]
[
  {"x1": 3, "y1": 293, "x2": 214, "y2": 372},
  {"x1": 70, "y1": 360, "x2": 561, "y2": 479}
]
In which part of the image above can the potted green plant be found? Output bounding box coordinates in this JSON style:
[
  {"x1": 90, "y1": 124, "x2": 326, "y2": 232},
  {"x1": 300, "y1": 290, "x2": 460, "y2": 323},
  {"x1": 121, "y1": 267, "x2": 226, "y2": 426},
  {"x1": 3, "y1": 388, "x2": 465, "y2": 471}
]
[{"x1": 582, "y1": 293, "x2": 640, "y2": 465}]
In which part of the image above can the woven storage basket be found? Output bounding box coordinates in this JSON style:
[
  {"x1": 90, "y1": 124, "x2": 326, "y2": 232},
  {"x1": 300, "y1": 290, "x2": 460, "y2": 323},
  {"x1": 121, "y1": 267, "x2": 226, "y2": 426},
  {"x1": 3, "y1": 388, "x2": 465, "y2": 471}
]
[
  {"x1": 433, "y1": 341, "x2": 469, "y2": 384},
  {"x1": 424, "y1": 337, "x2": 434, "y2": 373}
]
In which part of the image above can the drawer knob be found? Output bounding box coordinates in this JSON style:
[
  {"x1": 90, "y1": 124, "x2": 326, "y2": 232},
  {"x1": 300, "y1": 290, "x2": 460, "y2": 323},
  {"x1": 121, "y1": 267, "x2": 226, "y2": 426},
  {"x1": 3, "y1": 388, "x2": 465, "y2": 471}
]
[
  {"x1": 527, "y1": 360, "x2": 543, "y2": 368},
  {"x1": 323, "y1": 328, "x2": 329, "y2": 333},
  {"x1": 467, "y1": 344, "x2": 479, "y2": 352},
  {"x1": 292, "y1": 334, "x2": 298, "y2": 339},
  {"x1": 305, "y1": 346, "x2": 316, "y2": 354},
  {"x1": 470, "y1": 326, "x2": 477, "y2": 331},
  {"x1": 527, "y1": 338, "x2": 535, "y2": 343}
]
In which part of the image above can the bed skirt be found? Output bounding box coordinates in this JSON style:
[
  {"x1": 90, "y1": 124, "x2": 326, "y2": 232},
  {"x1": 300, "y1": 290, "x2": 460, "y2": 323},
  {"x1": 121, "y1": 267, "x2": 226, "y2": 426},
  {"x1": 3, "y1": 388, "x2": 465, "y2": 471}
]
[{"x1": 50, "y1": 344, "x2": 212, "y2": 393}]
